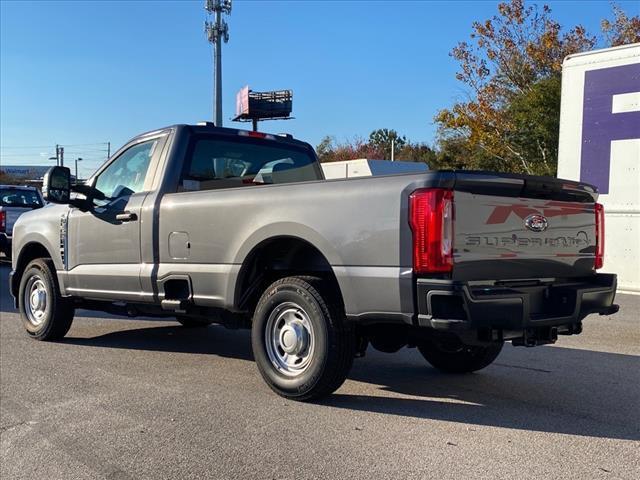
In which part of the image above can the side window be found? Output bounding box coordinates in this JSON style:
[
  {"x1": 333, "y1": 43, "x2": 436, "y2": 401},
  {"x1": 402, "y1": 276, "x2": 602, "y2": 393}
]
[
  {"x1": 178, "y1": 137, "x2": 319, "y2": 192},
  {"x1": 94, "y1": 139, "x2": 157, "y2": 199},
  {"x1": 0, "y1": 189, "x2": 42, "y2": 208}
]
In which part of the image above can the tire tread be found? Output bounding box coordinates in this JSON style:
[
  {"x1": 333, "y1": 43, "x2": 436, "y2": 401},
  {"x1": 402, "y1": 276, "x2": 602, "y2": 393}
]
[
  {"x1": 19, "y1": 258, "x2": 74, "y2": 341},
  {"x1": 253, "y1": 275, "x2": 355, "y2": 401}
]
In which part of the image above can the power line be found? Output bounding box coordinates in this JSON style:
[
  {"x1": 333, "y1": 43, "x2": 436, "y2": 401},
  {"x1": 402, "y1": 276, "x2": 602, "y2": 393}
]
[
  {"x1": 2, "y1": 142, "x2": 109, "y2": 159},
  {"x1": 0, "y1": 153, "x2": 55, "y2": 158},
  {"x1": 1, "y1": 142, "x2": 109, "y2": 150},
  {"x1": 63, "y1": 146, "x2": 108, "y2": 149},
  {"x1": 62, "y1": 151, "x2": 109, "y2": 155},
  {"x1": 0, "y1": 145, "x2": 58, "y2": 150}
]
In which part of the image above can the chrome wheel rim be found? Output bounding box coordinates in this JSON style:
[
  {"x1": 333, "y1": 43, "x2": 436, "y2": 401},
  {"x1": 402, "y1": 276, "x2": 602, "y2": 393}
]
[
  {"x1": 265, "y1": 302, "x2": 315, "y2": 377},
  {"x1": 24, "y1": 275, "x2": 48, "y2": 326}
]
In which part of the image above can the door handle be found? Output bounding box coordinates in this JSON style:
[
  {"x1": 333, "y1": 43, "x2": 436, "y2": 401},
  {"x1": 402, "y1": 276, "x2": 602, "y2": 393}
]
[{"x1": 116, "y1": 211, "x2": 138, "y2": 222}]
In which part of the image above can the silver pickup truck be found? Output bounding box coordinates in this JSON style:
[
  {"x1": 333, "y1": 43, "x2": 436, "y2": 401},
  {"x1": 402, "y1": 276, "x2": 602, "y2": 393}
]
[{"x1": 9, "y1": 123, "x2": 619, "y2": 400}]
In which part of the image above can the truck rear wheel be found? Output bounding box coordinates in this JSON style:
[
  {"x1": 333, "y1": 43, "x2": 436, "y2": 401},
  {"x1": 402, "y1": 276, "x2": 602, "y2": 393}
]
[
  {"x1": 18, "y1": 258, "x2": 75, "y2": 341},
  {"x1": 251, "y1": 276, "x2": 355, "y2": 401},
  {"x1": 418, "y1": 337, "x2": 503, "y2": 374}
]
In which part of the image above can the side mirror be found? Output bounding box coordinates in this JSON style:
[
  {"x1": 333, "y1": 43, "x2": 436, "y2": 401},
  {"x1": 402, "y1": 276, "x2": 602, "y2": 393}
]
[{"x1": 42, "y1": 166, "x2": 71, "y2": 204}]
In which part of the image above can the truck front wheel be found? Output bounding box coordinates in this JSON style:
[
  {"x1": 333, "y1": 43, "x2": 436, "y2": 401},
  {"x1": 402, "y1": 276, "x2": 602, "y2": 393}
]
[
  {"x1": 251, "y1": 276, "x2": 355, "y2": 401},
  {"x1": 18, "y1": 259, "x2": 75, "y2": 341},
  {"x1": 417, "y1": 337, "x2": 503, "y2": 374}
]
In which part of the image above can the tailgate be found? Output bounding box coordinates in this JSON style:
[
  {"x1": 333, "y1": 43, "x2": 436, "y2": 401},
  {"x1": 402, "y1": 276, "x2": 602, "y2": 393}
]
[
  {"x1": 452, "y1": 173, "x2": 598, "y2": 281},
  {"x1": 1, "y1": 207, "x2": 32, "y2": 236}
]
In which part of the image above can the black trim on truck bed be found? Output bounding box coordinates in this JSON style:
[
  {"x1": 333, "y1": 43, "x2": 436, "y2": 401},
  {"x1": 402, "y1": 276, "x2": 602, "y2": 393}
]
[
  {"x1": 451, "y1": 171, "x2": 598, "y2": 203},
  {"x1": 416, "y1": 274, "x2": 618, "y2": 345}
]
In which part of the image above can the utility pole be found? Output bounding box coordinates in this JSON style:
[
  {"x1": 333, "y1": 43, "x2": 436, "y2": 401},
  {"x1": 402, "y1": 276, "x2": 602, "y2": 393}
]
[
  {"x1": 205, "y1": 0, "x2": 231, "y2": 127},
  {"x1": 107, "y1": 142, "x2": 111, "y2": 159},
  {"x1": 75, "y1": 157, "x2": 83, "y2": 183},
  {"x1": 53, "y1": 145, "x2": 64, "y2": 167}
]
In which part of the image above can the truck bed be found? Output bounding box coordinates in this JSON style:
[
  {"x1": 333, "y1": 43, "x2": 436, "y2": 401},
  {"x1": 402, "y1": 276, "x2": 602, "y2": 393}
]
[{"x1": 152, "y1": 169, "x2": 601, "y2": 323}]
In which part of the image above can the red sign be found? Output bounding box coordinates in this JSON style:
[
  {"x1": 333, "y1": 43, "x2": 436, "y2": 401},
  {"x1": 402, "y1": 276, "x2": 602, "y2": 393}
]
[{"x1": 236, "y1": 85, "x2": 249, "y2": 117}]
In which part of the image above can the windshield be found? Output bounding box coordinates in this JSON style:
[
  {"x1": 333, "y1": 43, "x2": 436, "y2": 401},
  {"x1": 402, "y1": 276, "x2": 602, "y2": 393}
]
[{"x1": 0, "y1": 188, "x2": 42, "y2": 208}]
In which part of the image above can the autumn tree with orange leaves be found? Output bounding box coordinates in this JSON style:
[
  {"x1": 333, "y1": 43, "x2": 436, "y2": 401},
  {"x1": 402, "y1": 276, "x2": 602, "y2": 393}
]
[
  {"x1": 435, "y1": 0, "x2": 640, "y2": 176},
  {"x1": 602, "y1": 3, "x2": 640, "y2": 46}
]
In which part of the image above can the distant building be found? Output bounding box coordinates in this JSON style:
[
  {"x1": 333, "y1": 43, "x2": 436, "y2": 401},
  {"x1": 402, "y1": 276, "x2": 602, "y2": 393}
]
[{"x1": 0, "y1": 165, "x2": 75, "y2": 184}]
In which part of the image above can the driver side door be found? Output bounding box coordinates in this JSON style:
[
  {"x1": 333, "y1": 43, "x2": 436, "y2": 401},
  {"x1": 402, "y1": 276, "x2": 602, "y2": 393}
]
[{"x1": 65, "y1": 136, "x2": 164, "y2": 301}]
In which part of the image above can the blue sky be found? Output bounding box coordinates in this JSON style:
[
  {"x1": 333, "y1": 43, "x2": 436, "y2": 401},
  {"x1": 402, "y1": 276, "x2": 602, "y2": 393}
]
[{"x1": 1, "y1": 0, "x2": 636, "y2": 177}]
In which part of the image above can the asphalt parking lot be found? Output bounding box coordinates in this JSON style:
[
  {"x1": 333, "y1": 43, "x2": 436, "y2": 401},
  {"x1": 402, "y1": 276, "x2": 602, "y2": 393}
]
[{"x1": 0, "y1": 262, "x2": 639, "y2": 479}]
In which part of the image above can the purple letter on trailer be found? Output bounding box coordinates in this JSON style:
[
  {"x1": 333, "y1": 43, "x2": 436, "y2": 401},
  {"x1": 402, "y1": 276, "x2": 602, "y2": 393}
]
[{"x1": 580, "y1": 63, "x2": 640, "y2": 194}]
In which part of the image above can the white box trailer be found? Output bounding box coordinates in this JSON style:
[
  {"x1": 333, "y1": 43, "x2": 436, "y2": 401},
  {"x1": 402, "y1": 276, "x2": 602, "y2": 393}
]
[
  {"x1": 321, "y1": 159, "x2": 428, "y2": 179},
  {"x1": 557, "y1": 43, "x2": 640, "y2": 293}
]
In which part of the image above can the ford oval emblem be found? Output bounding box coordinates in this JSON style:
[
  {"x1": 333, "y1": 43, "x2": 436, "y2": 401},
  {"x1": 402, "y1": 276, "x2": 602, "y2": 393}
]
[{"x1": 525, "y1": 214, "x2": 548, "y2": 232}]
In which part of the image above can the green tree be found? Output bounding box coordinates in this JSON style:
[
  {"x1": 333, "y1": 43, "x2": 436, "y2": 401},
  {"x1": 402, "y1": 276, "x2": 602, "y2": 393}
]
[
  {"x1": 435, "y1": 135, "x2": 498, "y2": 171},
  {"x1": 316, "y1": 136, "x2": 337, "y2": 163},
  {"x1": 434, "y1": 0, "x2": 640, "y2": 175},
  {"x1": 315, "y1": 135, "x2": 385, "y2": 163},
  {"x1": 506, "y1": 75, "x2": 561, "y2": 175},
  {"x1": 317, "y1": 131, "x2": 442, "y2": 168},
  {"x1": 395, "y1": 143, "x2": 438, "y2": 166},
  {"x1": 368, "y1": 129, "x2": 407, "y2": 158},
  {"x1": 434, "y1": 0, "x2": 595, "y2": 175}
]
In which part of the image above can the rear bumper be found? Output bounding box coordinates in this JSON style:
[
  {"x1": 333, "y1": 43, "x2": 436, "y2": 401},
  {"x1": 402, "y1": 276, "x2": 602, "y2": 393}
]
[{"x1": 416, "y1": 274, "x2": 618, "y2": 341}]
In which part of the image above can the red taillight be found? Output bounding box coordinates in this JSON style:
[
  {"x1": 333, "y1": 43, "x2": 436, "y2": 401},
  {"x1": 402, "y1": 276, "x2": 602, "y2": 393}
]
[
  {"x1": 409, "y1": 188, "x2": 454, "y2": 274},
  {"x1": 595, "y1": 202, "x2": 605, "y2": 270},
  {"x1": 0, "y1": 211, "x2": 5, "y2": 233}
]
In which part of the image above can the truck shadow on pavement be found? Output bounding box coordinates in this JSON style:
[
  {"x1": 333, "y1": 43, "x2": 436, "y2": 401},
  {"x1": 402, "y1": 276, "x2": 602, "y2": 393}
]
[
  {"x1": 3, "y1": 266, "x2": 637, "y2": 441},
  {"x1": 325, "y1": 348, "x2": 640, "y2": 441},
  {"x1": 64, "y1": 323, "x2": 255, "y2": 361},
  {"x1": 59, "y1": 321, "x2": 640, "y2": 442},
  {"x1": 323, "y1": 356, "x2": 640, "y2": 441}
]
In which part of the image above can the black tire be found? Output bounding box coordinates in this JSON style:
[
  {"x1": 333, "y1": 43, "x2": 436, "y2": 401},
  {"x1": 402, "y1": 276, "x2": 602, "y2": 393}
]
[
  {"x1": 176, "y1": 316, "x2": 214, "y2": 328},
  {"x1": 418, "y1": 337, "x2": 503, "y2": 374},
  {"x1": 251, "y1": 276, "x2": 355, "y2": 401},
  {"x1": 18, "y1": 258, "x2": 74, "y2": 341}
]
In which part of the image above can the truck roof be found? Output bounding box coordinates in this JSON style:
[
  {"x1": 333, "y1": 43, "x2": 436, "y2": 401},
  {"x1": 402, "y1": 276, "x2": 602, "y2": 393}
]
[{"x1": 130, "y1": 123, "x2": 312, "y2": 151}]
